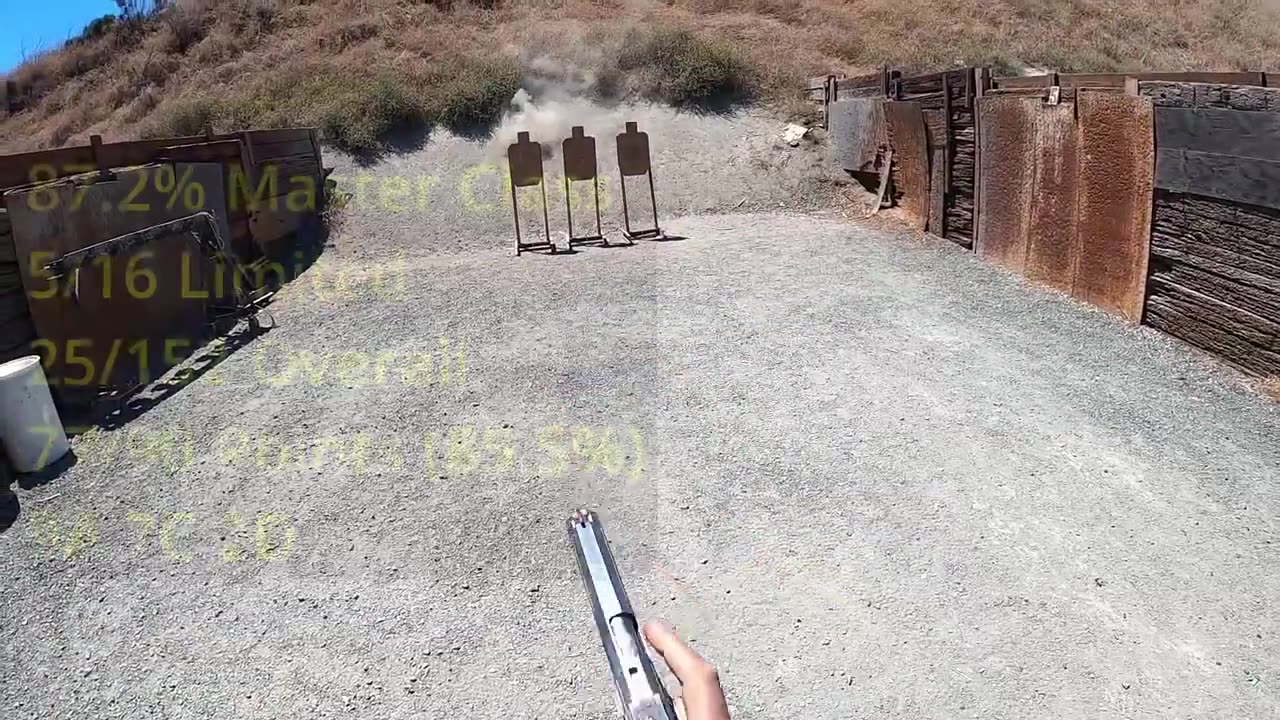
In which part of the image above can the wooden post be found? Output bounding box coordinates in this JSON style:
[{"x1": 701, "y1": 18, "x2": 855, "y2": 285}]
[
  {"x1": 89, "y1": 135, "x2": 111, "y2": 180},
  {"x1": 971, "y1": 68, "x2": 990, "y2": 254},
  {"x1": 941, "y1": 73, "x2": 953, "y2": 195}
]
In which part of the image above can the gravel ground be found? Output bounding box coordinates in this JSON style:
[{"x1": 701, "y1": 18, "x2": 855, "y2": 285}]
[{"x1": 2, "y1": 109, "x2": 1279, "y2": 720}]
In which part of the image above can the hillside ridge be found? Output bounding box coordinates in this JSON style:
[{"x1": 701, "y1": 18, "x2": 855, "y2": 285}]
[{"x1": 2, "y1": 0, "x2": 1280, "y2": 154}]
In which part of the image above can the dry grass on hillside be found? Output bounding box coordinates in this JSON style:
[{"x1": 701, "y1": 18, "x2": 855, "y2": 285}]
[{"x1": 3, "y1": 0, "x2": 1280, "y2": 154}]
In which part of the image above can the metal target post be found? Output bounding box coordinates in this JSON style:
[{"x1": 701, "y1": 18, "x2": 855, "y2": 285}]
[
  {"x1": 563, "y1": 126, "x2": 606, "y2": 247},
  {"x1": 508, "y1": 131, "x2": 555, "y2": 255},
  {"x1": 616, "y1": 122, "x2": 662, "y2": 241}
]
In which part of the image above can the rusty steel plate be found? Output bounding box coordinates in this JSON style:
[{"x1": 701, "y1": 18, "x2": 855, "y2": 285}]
[
  {"x1": 1024, "y1": 102, "x2": 1080, "y2": 292},
  {"x1": 884, "y1": 101, "x2": 929, "y2": 231},
  {"x1": 616, "y1": 122, "x2": 651, "y2": 177},
  {"x1": 1072, "y1": 91, "x2": 1154, "y2": 323},
  {"x1": 562, "y1": 126, "x2": 598, "y2": 182},
  {"x1": 975, "y1": 96, "x2": 1036, "y2": 272},
  {"x1": 829, "y1": 99, "x2": 886, "y2": 174},
  {"x1": 507, "y1": 131, "x2": 544, "y2": 188}
]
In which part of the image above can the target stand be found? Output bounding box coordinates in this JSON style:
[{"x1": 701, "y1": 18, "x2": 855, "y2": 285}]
[
  {"x1": 562, "y1": 126, "x2": 607, "y2": 248},
  {"x1": 616, "y1": 122, "x2": 662, "y2": 241},
  {"x1": 508, "y1": 131, "x2": 555, "y2": 255}
]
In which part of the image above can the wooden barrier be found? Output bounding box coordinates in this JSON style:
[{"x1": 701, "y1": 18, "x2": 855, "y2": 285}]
[
  {"x1": 0, "y1": 127, "x2": 324, "y2": 401},
  {"x1": 885, "y1": 68, "x2": 987, "y2": 248},
  {"x1": 1141, "y1": 81, "x2": 1280, "y2": 377},
  {"x1": 823, "y1": 66, "x2": 1277, "y2": 382},
  {"x1": 4, "y1": 164, "x2": 224, "y2": 396},
  {"x1": 0, "y1": 207, "x2": 36, "y2": 367}
]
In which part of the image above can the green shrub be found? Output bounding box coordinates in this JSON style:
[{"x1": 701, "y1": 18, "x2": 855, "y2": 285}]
[
  {"x1": 135, "y1": 56, "x2": 520, "y2": 153},
  {"x1": 143, "y1": 96, "x2": 220, "y2": 137},
  {"x1": 426, "y1": 57, "x2": 520, "y2": 130},
  {"x1": 616, "y1": 28, "x2": 757, "y2": 107},
  {"x1": 71, "y1": 15, "x2": 118, "y2": 45},
  {"x1": 319, "y1": 74, "x2": 427, "y2": 153}
]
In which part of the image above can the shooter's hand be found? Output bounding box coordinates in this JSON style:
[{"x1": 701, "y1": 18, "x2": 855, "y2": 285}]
[{"x1": 642, "y1": 623, "x2": 731, "y2": 720}]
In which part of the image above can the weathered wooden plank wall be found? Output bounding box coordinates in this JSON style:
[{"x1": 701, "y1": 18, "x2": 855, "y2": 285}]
[
  {"x1": 0, "y1": 129, "x2": 325, "y2": 264},
  {"x1": 993, "y1": 71, "x2": 1266, "y2": 92},
  {"x1": 834, "y1": 70, "x2": 892, "y2": 101},
  {"x1": 0, "y1": 134, "x2": 217, "y2": 190},
  {"x1": 891, "y1": 68, "x2": 983, "y2": 248},
  {"x1": 0, "y1": 207, "x2": 37, "y2": 366},
  {"x1": 1142, "y1": 81, "x2": 1280, "y2": 376},
  {"x1": 240, "y1": 129, "x2": 324, "y2": 254}
]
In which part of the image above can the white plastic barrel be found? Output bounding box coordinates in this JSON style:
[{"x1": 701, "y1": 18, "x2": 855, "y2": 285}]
[{"x1": 0, "y1": 356, "x2": 70, "y2": 472}]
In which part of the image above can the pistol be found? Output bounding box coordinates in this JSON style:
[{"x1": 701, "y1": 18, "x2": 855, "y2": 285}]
[{"x1": 567, "y1": 510, "x2": 678, "y2": 720}]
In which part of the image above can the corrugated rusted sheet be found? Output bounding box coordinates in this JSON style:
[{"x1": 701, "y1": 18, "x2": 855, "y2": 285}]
[
  {"x1": 975, "y1": 96, "x2": 1035, "y2": 272},
  {"x1": 1024, "y1": 102, "x2": 1079, "y2": 291},
  {"x1": 1074, "y1": 91, "x2": 1153, "y2": 322},
  {"x1": 885, "y1": 101, "x2": 930, "y2": 231},
  {"x1": 976, "y1": 92, "x2": 1153, "y2": 321},
  {"x1": 3, "y1": 163, "x2": 228, "y2": 396},
  {"x1": 828, "y1": 99, "x2": 885, "y2": 174}
]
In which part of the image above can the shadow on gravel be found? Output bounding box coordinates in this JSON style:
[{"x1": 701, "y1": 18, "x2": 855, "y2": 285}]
[
  {"x1": 16, "y1": 451, "x2": 79, "y2": 490},
  {"x1": 348, "y1": 125, "x2": 434, "y2": 167},
  {"x1": 0, "y1": 490, "x2": 17, "y2": 533},
  {"x1": 449, "y1": 120, "x2": 499, "y2": 142},
  {"x1": 0, "y1": 450, "x2": 80, "y2": 534},
  {"x1": 63, "y1": 322, "x2": 270, "y2": 435}
]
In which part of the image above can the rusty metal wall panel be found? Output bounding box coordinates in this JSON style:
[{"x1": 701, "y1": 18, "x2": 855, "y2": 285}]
[
  {"x1": 1073, "y1": 91, "x2": 1154, "y2": 322},
  {"x1": 1024, "y1": 103, "x2": 1079, "y2": 291},
  {"x1": 975, "y1": 96, "x2": 1036, "y2": 272},
  {"x1": 4, "y1": 162, "x2": 226, "y2": 394},
  {"x1": 828, "y1": 99, "x2": 885, "y2": 173},
  {"x1": 885, "y1": 101, "x2": 930, "y2": 231}
]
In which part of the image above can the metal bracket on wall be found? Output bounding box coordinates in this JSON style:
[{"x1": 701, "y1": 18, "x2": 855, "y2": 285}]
[{"x1": 42, "y1": 211, "x2": 265, "y2": 313}]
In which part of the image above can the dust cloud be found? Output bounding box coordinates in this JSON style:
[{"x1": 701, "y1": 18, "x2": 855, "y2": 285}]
[{"x1": 488, "y1": 55, "x2": 633, "y2": 160}]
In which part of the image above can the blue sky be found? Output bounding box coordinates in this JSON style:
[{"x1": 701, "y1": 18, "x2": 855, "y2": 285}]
[{"x1": 1, "y1": 0, "x2": 120, "y2": 73}]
